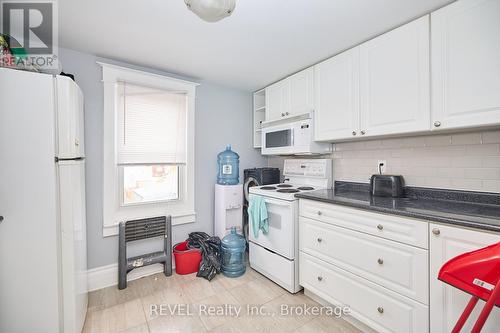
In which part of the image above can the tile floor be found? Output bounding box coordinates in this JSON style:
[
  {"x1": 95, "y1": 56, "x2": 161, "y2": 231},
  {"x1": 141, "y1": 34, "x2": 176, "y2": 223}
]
[{"x1": 84, "y1": 268, "x2": 361, "y2": 333}]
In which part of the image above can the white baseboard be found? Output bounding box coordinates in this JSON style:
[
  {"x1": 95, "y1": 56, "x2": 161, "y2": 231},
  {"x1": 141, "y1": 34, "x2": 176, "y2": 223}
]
[{"x1": 87, "y1": 262, "x2": 174, "y2": 292}]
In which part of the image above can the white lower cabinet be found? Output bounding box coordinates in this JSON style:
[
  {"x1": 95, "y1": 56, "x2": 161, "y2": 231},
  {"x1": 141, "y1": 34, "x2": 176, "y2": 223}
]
[
  {"x1": 300, "y1": 216, "x2": 428, "y2": 304},
  {"x1": 300, "y1": 252, "x2": 428, "y2": 333},
  {"x1": 429, "y1": 224, "x2": 500, "y2": 333},
  {"x1": 299, "y1": 200, "x2": 500, "y2": 333}
]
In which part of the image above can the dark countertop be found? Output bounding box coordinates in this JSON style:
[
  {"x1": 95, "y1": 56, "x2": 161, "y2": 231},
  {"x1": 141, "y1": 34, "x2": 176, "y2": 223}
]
[{"x1": 295, "y1": 182, "x2": 500, "y2": 233}]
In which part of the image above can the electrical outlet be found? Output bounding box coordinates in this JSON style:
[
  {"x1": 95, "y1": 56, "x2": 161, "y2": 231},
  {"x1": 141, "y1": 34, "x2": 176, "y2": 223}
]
[{"x1": 377, "y1": 160, "x2": 387, "y2": 174}]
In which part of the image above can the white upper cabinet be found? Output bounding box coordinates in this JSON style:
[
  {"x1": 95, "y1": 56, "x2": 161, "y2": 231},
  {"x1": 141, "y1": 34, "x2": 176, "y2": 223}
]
[
  {"x1": 314, "y1": 48, "x2": 360, "y2": 141},
  {"x1": 57, "y1": 76, "x2": 85, "y2": 158},
  {"x1": 289, "y1": 68, "x2": 314, "y2": 116},
  {"x1": 359, "y1": 15, "x2": 430, "y2": 137},
  {"x1": 265, "y1": 79, "x2": 290, "y2": 121},
  {"x1": 431, "y1": 0, "x2": 500, "y2": 130},
  {"x1": 265, "y1": 68, "x2": 314, "y2": 121}
]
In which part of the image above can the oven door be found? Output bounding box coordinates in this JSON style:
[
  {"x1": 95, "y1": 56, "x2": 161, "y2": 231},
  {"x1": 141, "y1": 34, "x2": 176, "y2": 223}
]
[
  {"x1": 248, "y1": 194, "x2": 297, "y2": 260},
  {"x1": 261, "y1": 124, "x2": 295, "y2": 155}
]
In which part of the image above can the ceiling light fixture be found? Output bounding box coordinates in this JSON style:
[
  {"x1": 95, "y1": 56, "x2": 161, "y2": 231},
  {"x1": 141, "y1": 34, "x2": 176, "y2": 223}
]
[{"x1": 184, "y1": 0, "x2": 236, "y2": 22}]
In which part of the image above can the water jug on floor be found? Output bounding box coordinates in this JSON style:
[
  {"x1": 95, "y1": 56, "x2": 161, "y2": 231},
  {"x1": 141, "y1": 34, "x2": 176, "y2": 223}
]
[
  {"x1": 221, "y1": 227, "x2": 246, "y2": 278},
  {"x1": 217, "y1": 145, "x2": 239, "y2": 185}
]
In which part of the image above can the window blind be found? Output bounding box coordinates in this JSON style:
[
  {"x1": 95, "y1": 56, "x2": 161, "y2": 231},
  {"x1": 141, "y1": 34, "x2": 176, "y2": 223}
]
[{"x1": 116, "y1": 81, "x2": 187, "y2": 164}]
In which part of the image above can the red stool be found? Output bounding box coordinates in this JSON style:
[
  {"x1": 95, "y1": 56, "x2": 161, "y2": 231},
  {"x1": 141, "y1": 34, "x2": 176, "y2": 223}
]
[{"x1": 438, "y1": 242, "x2": 500, "y2": 333}]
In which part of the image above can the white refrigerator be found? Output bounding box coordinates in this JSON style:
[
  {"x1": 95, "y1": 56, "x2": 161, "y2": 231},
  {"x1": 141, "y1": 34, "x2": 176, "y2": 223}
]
[{"x1": 0, "y1": 68, "x2": 88, "y2": 333}]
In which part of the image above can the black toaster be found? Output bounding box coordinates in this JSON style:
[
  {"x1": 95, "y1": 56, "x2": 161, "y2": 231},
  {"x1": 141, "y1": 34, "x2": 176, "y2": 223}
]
[{"x1": 370, "y1": 175, "x2": 405, "y2": 198}]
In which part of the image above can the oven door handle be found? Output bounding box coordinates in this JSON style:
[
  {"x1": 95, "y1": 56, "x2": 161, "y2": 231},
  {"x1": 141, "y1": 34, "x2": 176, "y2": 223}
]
[{"x1": 264, "y1": 199, "x2": 292, "y2": 207}]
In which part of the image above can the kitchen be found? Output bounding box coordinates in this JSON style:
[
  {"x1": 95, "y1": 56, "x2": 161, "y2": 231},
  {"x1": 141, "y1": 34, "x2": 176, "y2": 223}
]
[{"x1": 1, "y1": 0, "x2": 499, "y2": 332}]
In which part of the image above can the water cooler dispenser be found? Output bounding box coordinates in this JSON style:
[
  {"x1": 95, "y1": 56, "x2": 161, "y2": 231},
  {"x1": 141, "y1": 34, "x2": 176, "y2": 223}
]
[{"x1": 214, "y1": 184, "x2": 243, "y2": 239}]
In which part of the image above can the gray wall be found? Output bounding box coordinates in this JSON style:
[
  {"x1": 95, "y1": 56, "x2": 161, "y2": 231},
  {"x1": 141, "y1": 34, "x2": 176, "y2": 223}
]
[{"x1": 58, "y1": 48, "x2": 267, "y2": 269}]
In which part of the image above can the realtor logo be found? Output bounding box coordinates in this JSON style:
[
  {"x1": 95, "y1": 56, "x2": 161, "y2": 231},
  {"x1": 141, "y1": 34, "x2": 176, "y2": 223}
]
[{"x1": 0, "y1": 0, "x2": 58, "y2": 69}]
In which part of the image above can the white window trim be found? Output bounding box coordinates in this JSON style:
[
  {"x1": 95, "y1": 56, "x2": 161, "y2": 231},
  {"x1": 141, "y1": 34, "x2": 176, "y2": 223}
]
[{"x1": 99, "y1": 62, "x2": 198, "y2": 237}]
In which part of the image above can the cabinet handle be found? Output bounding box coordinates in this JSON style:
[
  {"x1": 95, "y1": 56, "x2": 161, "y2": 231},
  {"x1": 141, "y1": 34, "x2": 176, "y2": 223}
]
[
  {"x1": 352, "y1": 131, "x2": 357, "y2": 136},
  {"x1": 317, "y1": 238, "x2": 322, "y2": 243},
  {"x1": 361, "y1": 130, "x2": 366, "y2": 135},
  {"x1": 377, "y1": 307, "x2": 384, "y2": 314},
  {"x1": 377, "y1": 258, "x2": 384, "y2": 265},
  {"x1": 377, "y1": 224, "x2": 384, "y2": 231},
  {"x1": 317, "y1": 276, "x2": 323, "y2": 282},
  {"x1": 432, "y1": 228, "x2": 441, "y2": 236},
  {"x1": 434, "y1": 121, "x2": 441, "y2": 128},
  {"x1": 0, "y1": 216, "x2": 3, "y2": 224},
  {"x1": 317, "y1": 211, "x2": 322, "y2": 216}
]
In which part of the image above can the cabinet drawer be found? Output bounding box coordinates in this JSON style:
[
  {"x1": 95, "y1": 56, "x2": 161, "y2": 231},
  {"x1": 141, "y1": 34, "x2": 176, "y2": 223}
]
[
  {"x1": 300, "y1": 217, "x2": 428, "y2": 303},
  {"x1": 299, "y1": 252, "x2": 428, "y2": 333},
  {"x1": 299, "y1": 199, "x2": 428, "y2": 248}
]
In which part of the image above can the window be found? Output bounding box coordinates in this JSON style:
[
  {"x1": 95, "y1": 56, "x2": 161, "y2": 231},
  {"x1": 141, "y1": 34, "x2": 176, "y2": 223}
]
[
  {"x1": 100, "y1": 63, "x2": 198, "y2": 236},
  {"x1": 122, "y1": 165, "x2": 179, "y2": 205}
]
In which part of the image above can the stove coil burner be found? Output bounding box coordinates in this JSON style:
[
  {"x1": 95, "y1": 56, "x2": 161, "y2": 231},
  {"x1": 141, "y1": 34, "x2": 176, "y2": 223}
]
[
  {"x1": 297, "y1": 187, "x2": 314, "y2": 191},
  {"x1": 277, "y1": 184, "x2": 293, "y2": 188},
  {"x1": 277, "y1": 189, "x2": 300, "y2": 193},
  {"x1": 260, "y1": 186, "x2": 277, "y2": 190}
]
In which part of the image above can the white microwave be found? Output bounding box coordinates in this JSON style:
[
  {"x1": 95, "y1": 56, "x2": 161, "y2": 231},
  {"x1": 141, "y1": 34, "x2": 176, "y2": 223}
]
[{"x1": 261, "y1": 118, "x2": 332, "y2": 155}]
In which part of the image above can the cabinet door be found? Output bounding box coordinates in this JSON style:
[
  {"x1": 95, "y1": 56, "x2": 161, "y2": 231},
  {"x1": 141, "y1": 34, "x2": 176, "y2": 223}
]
[
  {"x1": 59, "y1": 160, "x2": 88, "y2": 333},
  {"x1": 265, "y1": 79, "x2": 290, "y2": 121},
  {"x1": 289, "y1": 68, "x2": 314, "y2": 116},
  {"x1": 429, "y1": 224, "x2": 500, "y2": 333},
  {"x1": 0, "y1": 68, "x2": 61, "y2": 333},
  {"x1": 57, "y1": 76, "x2": 85, "y2": 158},
  {"x1": 360, "y1": 15, "x2": 430, "y2": 137},
  {"x1": 431, "y1": 0, "x2": 500, "y2": 130},
  {"x1": 314, "y1": 48, "x2": 360, "y2": 141}
]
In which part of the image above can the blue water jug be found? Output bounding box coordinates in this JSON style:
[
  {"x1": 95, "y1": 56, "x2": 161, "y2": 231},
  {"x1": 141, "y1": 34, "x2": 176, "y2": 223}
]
[
  {"x1": 221, "y1": 227, "x2": 246, "y2": 278},
  {"x1": 217, "y1": 145, "x2": 239, "y2": 185}
]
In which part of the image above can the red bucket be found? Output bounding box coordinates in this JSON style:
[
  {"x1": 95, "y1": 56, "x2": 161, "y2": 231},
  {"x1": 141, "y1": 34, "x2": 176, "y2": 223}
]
[{"x1": 173, "y1": 241, "x2": 202, "y2": 275}]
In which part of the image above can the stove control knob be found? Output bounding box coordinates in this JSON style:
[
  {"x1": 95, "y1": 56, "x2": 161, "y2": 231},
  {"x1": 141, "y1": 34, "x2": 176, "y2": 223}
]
[
  {"x1": 317, "y1": 211, "x2": 322, "y2": 216},
  {"x1": 377, "y1": 224, "x2": 384, "y2": 231},
  {"x1": 317, "y1": 238, "x2": 322, "y2": 243}
]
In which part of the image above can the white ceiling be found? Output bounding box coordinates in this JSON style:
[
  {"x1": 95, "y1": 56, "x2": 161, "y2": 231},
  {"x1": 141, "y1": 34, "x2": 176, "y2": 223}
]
[{"x1": 59, "y1": 0, "x2": 453, "y2": 91}]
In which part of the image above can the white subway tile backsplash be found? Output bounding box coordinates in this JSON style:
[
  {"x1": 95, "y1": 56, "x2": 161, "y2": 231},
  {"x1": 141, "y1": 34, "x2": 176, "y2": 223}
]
[
  {"x1": 482, "y1": 180, "x2": 500, "y2": 193},
  {"x1": 331, "y1": 130, "x2": 500, "y2": 193},
  {"x1": 465, "y1": 144, "x2": 499, "y2": 156},
  {"x1": 482, "y1": 131, "x2": 500, "y2": 144},
  {"x1": 483, "y1": 156, "x2": 500, "y2": 167},
  {"x1": 451, "y1": 133, "x2": 482, "y2": 145},
  {"x1": 464, "y1": 168, "x2": 500, "y2": 180},
  {"x1": 424, "y1": 135, "x2": 451, "y2": 147}
]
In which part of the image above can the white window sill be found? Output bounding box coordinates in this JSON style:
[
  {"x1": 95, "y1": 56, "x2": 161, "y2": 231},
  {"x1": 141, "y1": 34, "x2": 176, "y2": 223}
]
[{"x1": 102, "y1": 212, "x2": 196, "y2": 237}]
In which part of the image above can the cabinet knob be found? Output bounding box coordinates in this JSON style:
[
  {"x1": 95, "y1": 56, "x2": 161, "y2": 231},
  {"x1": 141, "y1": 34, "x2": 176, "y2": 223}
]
[
  {"x1": 75, "y1": 139, "x2": 80, "y2": 146},
  {"x1": 317, "y1": 276, "x2": 323, "y2": 282},
  {"x1": 361, "y1": 130, "x2": 366, "y2": 135},
  {"x1": 317, "y1": 211, "x2": 322, "y2": 216},
  {"x1": 377, "y1": 307, "x2": 384, "y2": 314},
  {"x1": 317, "y1": 238, "x2": 322, "y2": 243},
  {"x1": 377, "y1": 224, "x2": 384, "y2": 231},
  {"x1": 434, "y1": 121, "x2": 442, "y2": 128},
  {"x1": 377, "y1": 258, "x2": 384, "y2": 265},
  {"x1": 432, "y1": 228, "x2": 441, "y2": 236},
  {"x1": 352, "y1": 131, "x2": 357, "y2": 136}
]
